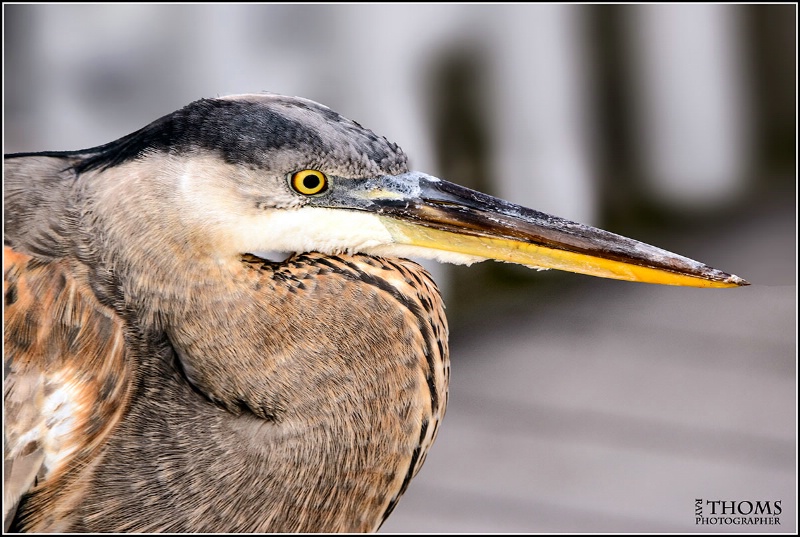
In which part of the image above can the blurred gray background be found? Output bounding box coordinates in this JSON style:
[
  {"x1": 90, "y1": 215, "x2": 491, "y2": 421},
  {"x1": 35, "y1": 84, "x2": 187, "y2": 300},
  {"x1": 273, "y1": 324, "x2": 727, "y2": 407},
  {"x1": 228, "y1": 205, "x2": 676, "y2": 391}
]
[{"x1": 3, "y1": 4, "x2": 796, "y2": 533}]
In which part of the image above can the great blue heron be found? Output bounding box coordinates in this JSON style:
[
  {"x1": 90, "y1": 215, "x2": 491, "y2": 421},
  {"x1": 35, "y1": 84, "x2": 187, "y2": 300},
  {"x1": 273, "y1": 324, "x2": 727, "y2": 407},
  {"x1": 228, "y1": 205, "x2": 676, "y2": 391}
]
[{"x1": 3, "y1": 94, "x2": 747, "y2": 532}]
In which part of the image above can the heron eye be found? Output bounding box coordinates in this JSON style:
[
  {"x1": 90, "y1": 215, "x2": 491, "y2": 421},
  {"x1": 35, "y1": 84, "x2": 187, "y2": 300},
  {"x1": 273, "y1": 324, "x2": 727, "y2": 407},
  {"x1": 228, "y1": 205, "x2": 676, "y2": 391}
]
[{"x1": 290, "y1": 170, "x2": 329, "y2": 196}]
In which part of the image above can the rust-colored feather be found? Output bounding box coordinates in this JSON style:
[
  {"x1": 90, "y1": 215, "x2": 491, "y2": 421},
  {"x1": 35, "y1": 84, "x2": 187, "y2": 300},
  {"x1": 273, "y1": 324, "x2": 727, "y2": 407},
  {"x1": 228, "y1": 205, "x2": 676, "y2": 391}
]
[{"x1": 4, "y1": 246, "x2": 134, "y2": 532}]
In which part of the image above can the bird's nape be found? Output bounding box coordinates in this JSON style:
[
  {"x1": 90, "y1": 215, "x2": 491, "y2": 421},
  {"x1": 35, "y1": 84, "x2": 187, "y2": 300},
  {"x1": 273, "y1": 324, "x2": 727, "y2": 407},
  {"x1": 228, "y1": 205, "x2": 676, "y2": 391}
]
[{"x1": 3, "y1": 93, "x2": 748, "y2": 533}]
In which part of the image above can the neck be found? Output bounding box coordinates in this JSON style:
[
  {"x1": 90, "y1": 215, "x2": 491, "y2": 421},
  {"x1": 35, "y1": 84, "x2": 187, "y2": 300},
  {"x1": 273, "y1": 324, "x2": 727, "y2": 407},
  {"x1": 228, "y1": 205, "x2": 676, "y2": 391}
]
[{"x1": 112, "y1": 253, "x2": 447, "y2": 531}]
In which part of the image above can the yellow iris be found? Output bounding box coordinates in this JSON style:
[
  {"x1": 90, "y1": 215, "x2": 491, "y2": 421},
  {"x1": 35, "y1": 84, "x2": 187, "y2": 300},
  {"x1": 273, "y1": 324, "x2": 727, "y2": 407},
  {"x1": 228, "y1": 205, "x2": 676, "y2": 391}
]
[{"x1": 290, "y1": 170, "x2": 328, "y2": 196}]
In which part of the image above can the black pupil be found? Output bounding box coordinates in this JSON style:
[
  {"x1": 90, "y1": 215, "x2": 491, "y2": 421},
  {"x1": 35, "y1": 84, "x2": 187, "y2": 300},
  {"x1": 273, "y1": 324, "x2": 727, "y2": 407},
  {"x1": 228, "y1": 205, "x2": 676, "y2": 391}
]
[{"x1": 302, "y1": 175, "x2": 321, "y2": 191}]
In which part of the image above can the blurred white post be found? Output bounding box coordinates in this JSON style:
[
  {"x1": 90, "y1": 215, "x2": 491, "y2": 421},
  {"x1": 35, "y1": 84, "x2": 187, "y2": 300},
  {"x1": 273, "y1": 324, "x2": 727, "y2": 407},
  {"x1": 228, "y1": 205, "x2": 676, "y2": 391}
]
[
  {"x1": 628, "y1": 5, "x2": 750, "y2": 209},
  {"x1": 329, "y1": 5, "x2": 474, "y2": 291},
  {"x1": 487, "y1": 5, "x2": 598, "y2": 225}
]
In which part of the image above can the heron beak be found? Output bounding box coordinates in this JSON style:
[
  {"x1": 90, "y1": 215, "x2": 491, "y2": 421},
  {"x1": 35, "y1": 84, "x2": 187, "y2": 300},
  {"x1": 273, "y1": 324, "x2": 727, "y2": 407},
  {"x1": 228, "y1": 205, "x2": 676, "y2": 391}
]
[{"x1": 361, "y1": 172, "x2": 748, "y2": 288}]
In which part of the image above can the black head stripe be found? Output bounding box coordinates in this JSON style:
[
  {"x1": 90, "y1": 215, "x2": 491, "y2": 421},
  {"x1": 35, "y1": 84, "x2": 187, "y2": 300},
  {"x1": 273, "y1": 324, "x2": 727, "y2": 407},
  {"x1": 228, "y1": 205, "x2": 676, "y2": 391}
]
[{"x1": 61, "y1": 96, "x2": 408, "y2": 177}]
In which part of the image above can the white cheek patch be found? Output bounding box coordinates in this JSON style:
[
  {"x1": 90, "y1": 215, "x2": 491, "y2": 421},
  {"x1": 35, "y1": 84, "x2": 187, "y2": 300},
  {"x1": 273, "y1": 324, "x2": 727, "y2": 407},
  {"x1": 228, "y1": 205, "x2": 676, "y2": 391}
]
[
  {"x1": 210, "y1": 205, "x2": 490, "y2": 266},
  {"x1": 222, "y1": 207, "x2": 396, "y2": 256},
  {"x1": 203, "y1": 202, "x2": 496, "y2": 266}
]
